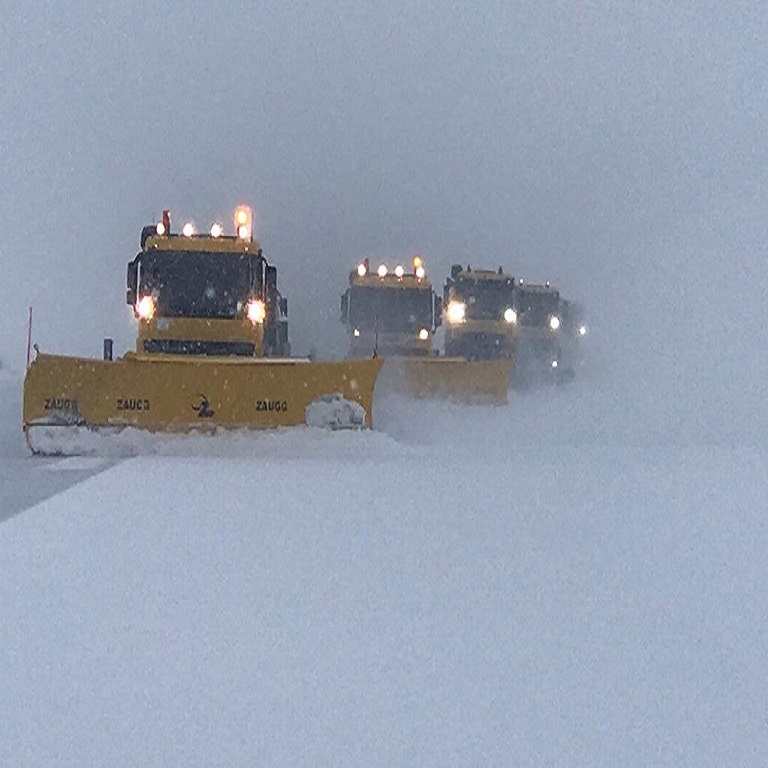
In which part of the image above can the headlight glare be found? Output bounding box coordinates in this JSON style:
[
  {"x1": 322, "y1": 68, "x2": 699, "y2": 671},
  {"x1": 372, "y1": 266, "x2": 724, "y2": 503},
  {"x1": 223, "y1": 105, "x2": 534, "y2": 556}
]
[
  {"x1": 136, "y1": 295, "x2": 155, "y2": 320},
  {"x1": 246, "y1": 298, "x2": 266, "y2": 324},
  {"x1": 446, "y1": 301, "x2": 466, "y2": 324}
]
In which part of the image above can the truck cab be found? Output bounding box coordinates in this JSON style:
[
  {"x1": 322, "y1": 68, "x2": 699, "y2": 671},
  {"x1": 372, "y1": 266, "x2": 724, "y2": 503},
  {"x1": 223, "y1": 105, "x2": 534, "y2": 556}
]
[
  {"x1": 340, "y1": 256, "x2": 441, "y2": 357},
  {"x1": 442, "y1": 265, "x2": 517, "y2": 359},
  {"x1": 511, "y1": 279, "x2": 564, "y2": 381},
  {"x1": 126, "y1": 207, "x2": 289, "y2": 358}
]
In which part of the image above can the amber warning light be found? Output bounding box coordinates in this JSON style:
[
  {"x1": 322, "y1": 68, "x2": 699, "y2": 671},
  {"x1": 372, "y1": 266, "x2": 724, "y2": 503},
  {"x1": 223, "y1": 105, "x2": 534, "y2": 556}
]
[
  {"x1": 156, "y1": 209, "x2": 171, "y2": 236},
  {"x1": 234, "y1": 206, "x2": 253, "y2": 240},
  {"x1": 413, "y1": 255, "x2": 426, "y2": 279}
]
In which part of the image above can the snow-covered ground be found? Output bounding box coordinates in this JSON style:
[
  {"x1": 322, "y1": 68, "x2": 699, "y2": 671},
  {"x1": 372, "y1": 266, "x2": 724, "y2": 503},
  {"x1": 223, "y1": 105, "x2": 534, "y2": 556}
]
[
  {"x1": 0, "y1": 370, "x2": 121, "y2": 521},
  {"x1": 1, "y1": 364, "x2": 766, "y2": 766}
]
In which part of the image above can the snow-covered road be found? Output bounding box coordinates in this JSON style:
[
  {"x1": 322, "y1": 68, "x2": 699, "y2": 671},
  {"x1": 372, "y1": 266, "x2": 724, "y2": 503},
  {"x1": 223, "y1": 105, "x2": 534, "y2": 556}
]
[
  {"x1": 0, "y1": 374, "x2": 118, "y2": 521},
  {"x1": 1, "y1": 369, "x2": 766, "y2": 765}
]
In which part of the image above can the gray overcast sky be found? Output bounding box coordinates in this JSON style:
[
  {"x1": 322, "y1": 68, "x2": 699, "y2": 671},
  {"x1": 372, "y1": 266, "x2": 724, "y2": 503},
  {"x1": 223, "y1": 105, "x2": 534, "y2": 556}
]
[{"x1": 2, "y1": 1, "x2": 766, "y2": 430}]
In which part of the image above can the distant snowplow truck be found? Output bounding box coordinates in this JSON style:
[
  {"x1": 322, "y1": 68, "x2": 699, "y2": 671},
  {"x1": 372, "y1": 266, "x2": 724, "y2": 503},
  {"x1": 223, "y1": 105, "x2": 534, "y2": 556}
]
[
  {"x1": 22, "y1": 207, "x2": 382, "y2": 454},
  {"x1": 340, "y1": 256, "x2": 440, "y2": 357},
  {"x1": 443, "y1": 265, "x2": 518, "y2": 359},
  {"x1": 511, "y1": 278, "x2": 571, "y2": 383},
  {"x1": 341, "y1": 257, "x2": 511, "y2": 404},
  {"x1": 443, "y1": 265, "x2": 572, "y2": 384},
  {"x1": 557, "y1": 298, "x2": 587, "y2": 376}
]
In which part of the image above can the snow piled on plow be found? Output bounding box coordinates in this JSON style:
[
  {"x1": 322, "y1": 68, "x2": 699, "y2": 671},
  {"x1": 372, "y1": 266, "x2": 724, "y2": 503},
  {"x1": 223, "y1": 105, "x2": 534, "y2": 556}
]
[{"x1": 305, "y1": 392, "x2": 367, "y2": 430}]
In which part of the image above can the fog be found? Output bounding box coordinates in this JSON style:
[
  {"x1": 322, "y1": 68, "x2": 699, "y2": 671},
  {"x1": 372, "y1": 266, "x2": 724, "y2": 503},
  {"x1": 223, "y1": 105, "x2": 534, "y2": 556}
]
[{"x1": 2, "y1": 2, "x2": 766, "y2": 439}]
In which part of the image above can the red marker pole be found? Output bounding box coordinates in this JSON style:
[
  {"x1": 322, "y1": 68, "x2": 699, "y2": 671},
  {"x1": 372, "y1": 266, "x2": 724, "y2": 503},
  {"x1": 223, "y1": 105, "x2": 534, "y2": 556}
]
[{"x1": 26, "y1": 306, "x2": 33, "y2": 370}]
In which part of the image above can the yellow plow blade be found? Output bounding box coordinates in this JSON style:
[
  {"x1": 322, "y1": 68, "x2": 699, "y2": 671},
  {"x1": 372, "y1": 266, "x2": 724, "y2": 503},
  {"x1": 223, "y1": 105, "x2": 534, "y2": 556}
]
[
  {"x1": 23, "y1": 352, "x2": 383, "y2": 454},
  {"x1": 377, "y1": 356, "x2": 512, "y2": 405}
]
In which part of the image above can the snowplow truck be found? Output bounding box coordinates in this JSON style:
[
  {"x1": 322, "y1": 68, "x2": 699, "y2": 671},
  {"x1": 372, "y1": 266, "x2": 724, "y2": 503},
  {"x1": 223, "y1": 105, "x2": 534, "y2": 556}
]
[
  {"x1": 511, "y1": 278, "x2": 568, "y2": 383},
  {"x1": 22, "y1": 207, "x2": 382, "y2": 454},
  {"x1": 340, "y1": 256, "x2": 440, "y2": 357},
  {"x1": 557, "y1": 298, "x2": 587, "y2": 377},
  {"x1": 129, "y1": 209, "x2": 290, "y2": 359},
  {"x1": 340, "y1": 258, "x2": 511, "y2": 404},
  {"x1": 443, "y1": 265, "x2": 518, "y2": 359}
]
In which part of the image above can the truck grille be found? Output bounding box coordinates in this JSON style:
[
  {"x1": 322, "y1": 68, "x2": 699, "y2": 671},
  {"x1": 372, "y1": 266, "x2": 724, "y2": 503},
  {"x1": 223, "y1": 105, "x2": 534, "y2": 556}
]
[{"x1": 143, "y1": 339, "x2": 256, "y2": 356}]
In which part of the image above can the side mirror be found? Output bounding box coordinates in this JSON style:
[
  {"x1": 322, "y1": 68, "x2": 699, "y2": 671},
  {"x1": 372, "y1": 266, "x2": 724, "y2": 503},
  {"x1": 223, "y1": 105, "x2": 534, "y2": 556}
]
[
  {"x1": 265, "y1": 265, "x2": 278, "y2": 296},
  {"x1": 126, "y1": 258, "x2": 138, "y2": 306},
  {"x1": 433, "y1": 296, "x2": 443, "y2": 328},
  {"x1": 140, "y1": 225, "x2": 155, "y2": 250},
  {"x1": 279, "y1": 297, "x2": 288, "y2": 317},
  {"x1": 340, "y1": 292, "x2": 349, "y2": 323}
]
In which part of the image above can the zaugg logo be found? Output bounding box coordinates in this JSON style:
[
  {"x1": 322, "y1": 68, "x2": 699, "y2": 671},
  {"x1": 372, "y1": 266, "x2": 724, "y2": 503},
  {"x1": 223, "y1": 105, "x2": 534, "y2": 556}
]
[
  {"x1": 117, "y1": 398, "x2": 150, "y2": 411},
  {"x1": 256, "y1": 399, "x2": 288, "y2": 413},
  {"x1": 44, "y1": 397, "x2": 78, "y2": 411},
  {"x1": 193, "y1": 395, "x2": 215, "y2": 419}
]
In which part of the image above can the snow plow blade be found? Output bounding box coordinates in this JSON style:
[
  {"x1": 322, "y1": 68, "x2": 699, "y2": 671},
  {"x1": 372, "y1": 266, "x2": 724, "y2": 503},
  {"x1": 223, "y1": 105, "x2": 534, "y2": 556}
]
[
  {"x1": 23, "y1": 352, "x2": 383, "y2": 454},
  {"x1": 377, "y1": 356, "x2": 512, "y2": 405}
]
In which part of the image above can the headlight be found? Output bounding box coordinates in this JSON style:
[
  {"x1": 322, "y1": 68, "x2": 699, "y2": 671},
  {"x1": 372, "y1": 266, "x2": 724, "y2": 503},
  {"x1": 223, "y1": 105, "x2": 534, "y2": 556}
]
[
  {"x1": 503, "y1": 307, "x2": 517, "y2": 324},
  {"x1": 377, "y1": 264, "x2": 388, "y2": 277},
  {"x1": 549, "y1": 315, "x2": 561, "y2": 331},
  {"x1": 357, "y1": 263, "x2": 367, "y2": 277},
  {"x1": 418, "y1": 328, "x2": 429, "y2": 341},
  {"x1": 353, "y1": 328, "x2": 361, "y2": 337},
  {"x1": 210, "y1": 222, "x2": 223, "y2": 238},
  {"x1": 578, "y1": 325, "x2": 587, "y2": 337},
  {"x1": 246, "y1": 298, "x2": 266, "y2": 324},
  {"x1": 551, "y1": 359, "x2": 558, "y2": 368},
  {"x1": 234, "y1": 205, "x2": 253, "y2": 240},
  {"x1": 155, "y1": 222, "x2": 166, "y2": 236},
  {"x1": 415, "y1": 265, "x2": 426, "y2": 279},
  {"x1": 182, "y1": 222, "x2": 195, "y2": 237},
  {"x1": 395, "y1": 265, "x2": 405, "y2": 278},
  {"x1": 136, "y1": 295, "x2": 155, "y2": 320},
  {"x1": 446, "y1": 301, "x2": 466, "y2": 324}
]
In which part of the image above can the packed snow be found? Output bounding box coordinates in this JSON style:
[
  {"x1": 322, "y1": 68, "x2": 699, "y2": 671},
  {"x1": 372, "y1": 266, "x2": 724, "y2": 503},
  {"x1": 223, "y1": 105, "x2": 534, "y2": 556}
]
[{"x1": 1, "y1": 367, "x2": 766, "y2": 766}]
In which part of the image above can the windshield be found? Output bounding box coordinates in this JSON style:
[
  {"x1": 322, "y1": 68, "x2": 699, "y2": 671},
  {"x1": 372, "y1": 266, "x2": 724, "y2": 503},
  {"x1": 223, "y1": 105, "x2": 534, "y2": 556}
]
[
  {"x1": 349, "y1": 285, "x2": 433, "y2": 332},
  {"x1": 514, "y1": 289, "x2": 559, "y2": 326},
  {"x1": 451, "y1": 279, "x2": 515, "y2": 320},
  {"x1": 138, "y1": 251, "x2": 262, "y2": 318}
]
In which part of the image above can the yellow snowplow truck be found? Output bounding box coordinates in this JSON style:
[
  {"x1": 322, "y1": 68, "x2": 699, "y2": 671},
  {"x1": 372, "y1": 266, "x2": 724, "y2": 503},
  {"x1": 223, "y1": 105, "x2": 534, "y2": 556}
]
[
  {"x1": 340, "y1": 256, "x2": 440, "y2": 358},
  {"x1": 510, "y1": 279, "x2": 570, "y2": 384},
  {"x1": 340, "y1": 257, "x2": 511, "y2": 403},
  {"x1": 443, "y1": 264, "x2": 518, "y2": 359},
  {"x1": 442, "y1": 265, "x2": 570, "y2": 385},
  {"x1": 23, "y1": 207, "x2": 382, "y2": 454},
  {"x1": 557, "y1": 298, "x2": 587, "y2": 377}
]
